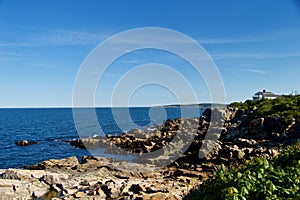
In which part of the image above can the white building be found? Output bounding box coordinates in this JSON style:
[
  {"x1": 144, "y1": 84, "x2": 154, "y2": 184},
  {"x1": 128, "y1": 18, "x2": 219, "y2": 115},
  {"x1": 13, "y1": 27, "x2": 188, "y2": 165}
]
[{"x1": 253, "y1": 89, "x2": 278, "y2": 100}]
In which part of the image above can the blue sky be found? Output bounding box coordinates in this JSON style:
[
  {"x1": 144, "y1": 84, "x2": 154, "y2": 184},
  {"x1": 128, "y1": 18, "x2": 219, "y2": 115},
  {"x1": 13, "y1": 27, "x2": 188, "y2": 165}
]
[{"x1": 0, "y1": 0, "x2": 300, "y2": 107}]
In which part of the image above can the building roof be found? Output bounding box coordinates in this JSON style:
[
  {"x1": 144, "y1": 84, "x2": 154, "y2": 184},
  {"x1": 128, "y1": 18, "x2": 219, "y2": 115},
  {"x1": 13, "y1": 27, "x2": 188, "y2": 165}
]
[
  {"x1": 254, "y1": 91, "x2": 278, "y2": 98},
  {"x1": 253, "y1": 90, "x2": 279, "y2": 100},
  {"x1": 263, "y1": 92, "x2": 277, "y2": 98}
]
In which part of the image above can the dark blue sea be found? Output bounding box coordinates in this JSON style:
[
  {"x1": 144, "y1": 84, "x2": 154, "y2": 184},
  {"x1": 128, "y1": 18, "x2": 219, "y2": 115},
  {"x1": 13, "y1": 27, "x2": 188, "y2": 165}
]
[{"x1": 0, "y1": 107, "x2": 203, "y2": 169}]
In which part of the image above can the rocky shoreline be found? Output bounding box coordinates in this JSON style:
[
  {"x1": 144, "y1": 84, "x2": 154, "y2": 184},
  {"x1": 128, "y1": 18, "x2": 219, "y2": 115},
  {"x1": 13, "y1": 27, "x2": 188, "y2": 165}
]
[
  {"x1": 1, "y1": 156, "x2": 202, "y2": 200},
  {"x1": 1, "y1": 106, "x2": 299, "y2": 199}
]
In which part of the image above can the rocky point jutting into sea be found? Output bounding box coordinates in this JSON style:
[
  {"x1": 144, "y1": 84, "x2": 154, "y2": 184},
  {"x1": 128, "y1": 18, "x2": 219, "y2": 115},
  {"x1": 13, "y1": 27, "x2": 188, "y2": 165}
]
[{"x1": 0, "y1": 100, "x2": 300, "y2": 199}]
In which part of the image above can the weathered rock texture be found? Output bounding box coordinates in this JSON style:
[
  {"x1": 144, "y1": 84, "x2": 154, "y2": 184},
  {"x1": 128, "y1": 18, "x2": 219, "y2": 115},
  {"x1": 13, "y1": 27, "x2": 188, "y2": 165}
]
[{"x1": 1, "y1": 156, "x2": 202, "y2": 199}]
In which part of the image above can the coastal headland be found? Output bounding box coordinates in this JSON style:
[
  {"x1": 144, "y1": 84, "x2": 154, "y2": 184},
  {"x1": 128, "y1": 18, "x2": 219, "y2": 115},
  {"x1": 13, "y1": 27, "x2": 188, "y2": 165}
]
[{"x1": 1, "y1": 96, "x2": 299, "y2": 199}]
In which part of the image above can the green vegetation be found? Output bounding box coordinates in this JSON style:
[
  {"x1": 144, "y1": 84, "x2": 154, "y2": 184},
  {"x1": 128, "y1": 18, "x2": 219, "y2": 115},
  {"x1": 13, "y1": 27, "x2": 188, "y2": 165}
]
[
  {"x1": 189, "y1": 142, "x2": 300, "y2": 200},
  {"x1": 229, "y1": 95, "x2": 300, "y2": 119},
  {"x1": 186, "y1": 96, "x2": 300, "y2": 199}
]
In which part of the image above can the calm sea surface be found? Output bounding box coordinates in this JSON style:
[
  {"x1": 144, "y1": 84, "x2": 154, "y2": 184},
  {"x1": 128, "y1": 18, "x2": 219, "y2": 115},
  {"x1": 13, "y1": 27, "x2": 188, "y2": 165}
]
[{"x1": 0, "y1": 107, "x2": 202, "y2": 168}]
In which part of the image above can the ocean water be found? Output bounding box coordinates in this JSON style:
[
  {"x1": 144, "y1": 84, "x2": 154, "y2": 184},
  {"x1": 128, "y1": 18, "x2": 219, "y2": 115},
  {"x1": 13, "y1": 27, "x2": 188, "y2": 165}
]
[{"x1": 0, "y1": 107, "x2": 202, "y2": 169}]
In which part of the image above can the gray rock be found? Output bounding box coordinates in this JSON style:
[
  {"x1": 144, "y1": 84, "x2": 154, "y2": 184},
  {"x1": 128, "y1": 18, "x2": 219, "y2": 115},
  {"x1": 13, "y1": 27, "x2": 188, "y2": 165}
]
[
  {"x1": 25, "y1": 156, "x2": 79, "y2": 170},
  {"x1": 198, "y1": 140, "x2": 222, "y2": 159}
]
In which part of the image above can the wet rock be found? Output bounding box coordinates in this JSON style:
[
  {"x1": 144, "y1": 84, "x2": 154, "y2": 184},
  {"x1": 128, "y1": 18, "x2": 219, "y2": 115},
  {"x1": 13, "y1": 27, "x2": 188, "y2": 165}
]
[
  {"x1": 70, "y1": 137, "x2": 111, "y2": 150},
  {"x1": 69, "y1": 139, "x2": 86, "y2": 149},
  {"x1": 15, "y1": 140, "x2": 38, "y2": 146}
]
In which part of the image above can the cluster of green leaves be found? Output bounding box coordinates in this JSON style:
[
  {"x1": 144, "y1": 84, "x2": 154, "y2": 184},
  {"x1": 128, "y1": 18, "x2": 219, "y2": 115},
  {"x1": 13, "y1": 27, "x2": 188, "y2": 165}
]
[
  {"x1": 229, "y1": 95, "x2": 300, "y2": 120},
  {"x1": 189, "y1": 142, "x2": 300, "y2": 200}
]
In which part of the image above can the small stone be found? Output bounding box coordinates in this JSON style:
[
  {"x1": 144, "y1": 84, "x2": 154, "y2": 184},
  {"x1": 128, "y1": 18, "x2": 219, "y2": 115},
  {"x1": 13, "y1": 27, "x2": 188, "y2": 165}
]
[{"x1": 74, "y1": 191, "x2": 87, "y2": 198}]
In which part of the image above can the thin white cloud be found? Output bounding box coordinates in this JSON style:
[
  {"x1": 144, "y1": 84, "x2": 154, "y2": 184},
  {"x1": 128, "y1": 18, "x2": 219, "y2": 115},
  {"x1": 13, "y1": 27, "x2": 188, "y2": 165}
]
[
  {"x1": 0, "y1": 57, "x2": 16, "y2": 61},
  {"x1": 33, "y1": 29, "x2": 108, "y2": 45},
  {"x1": 0, "y1": 51, "x2": 22, "y2": 62},
  {"x1": 0, "y1": 28, "x2": 112, "y2": 47},
  {"x1": 245, "y1": 69, "x2": 267, "y2": 74},
  {"x1": 210, "y1": 52, "x2": 300, "y2": 60},
  {"x1": 198, "y1": 37, "x2": 269, "y2": 44},
  {"x1": 109, "y1": 28, "x2": 299, "y2": 46},
  {"x1": 198, "y1": 29, "x2": 300, "y2": 44},
  {"x1": 0, "y1": 52, "x2": 22, "y2": 56},
  {"x1": 0, "y1": 43, "x2": 42, "y2": 47}
]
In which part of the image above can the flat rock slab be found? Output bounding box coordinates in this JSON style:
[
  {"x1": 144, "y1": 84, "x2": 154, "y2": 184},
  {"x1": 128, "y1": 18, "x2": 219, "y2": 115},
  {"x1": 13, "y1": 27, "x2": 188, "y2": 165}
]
[
  {"x1": 0, "y1": 156, "x2": 202, "y2": 199},
  {"x1": 0, "y1": 178, "x2": 49, "y2": 198}
]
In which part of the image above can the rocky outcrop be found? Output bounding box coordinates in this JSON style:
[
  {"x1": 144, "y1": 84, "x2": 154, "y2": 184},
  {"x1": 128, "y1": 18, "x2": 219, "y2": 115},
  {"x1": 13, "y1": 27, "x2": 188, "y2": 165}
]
[
  {"x1": 1, "y1": 106, "x2": 299, "y2": 199},
  {"x1": 68, "y1": 107, "x2": 300, "y2": 171}
]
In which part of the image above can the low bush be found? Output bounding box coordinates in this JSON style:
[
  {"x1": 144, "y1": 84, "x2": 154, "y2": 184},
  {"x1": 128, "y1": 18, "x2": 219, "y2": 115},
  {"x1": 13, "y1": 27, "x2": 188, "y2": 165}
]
[{"x1": 189, "y1": 142, "x2": 300, "y2": 200}]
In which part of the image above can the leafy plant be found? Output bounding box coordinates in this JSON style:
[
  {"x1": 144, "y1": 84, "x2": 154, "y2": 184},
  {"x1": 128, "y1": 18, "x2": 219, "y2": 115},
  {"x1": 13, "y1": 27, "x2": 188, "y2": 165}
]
[{"x1": 189, "y1": 141, "x2": 300, "y2": 200}]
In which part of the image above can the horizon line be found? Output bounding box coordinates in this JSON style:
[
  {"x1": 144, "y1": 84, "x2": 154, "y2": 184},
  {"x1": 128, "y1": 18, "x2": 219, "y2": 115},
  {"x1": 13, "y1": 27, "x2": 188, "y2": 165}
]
[{"x1": 0, "y1": 102, "x2": 228, "y2": 109}]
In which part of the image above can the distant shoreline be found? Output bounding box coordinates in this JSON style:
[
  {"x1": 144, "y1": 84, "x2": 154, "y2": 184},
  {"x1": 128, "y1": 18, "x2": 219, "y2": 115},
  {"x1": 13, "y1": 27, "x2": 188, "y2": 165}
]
[{"x1": 0, "y1": 103, "x2": 227, "y2": 109}]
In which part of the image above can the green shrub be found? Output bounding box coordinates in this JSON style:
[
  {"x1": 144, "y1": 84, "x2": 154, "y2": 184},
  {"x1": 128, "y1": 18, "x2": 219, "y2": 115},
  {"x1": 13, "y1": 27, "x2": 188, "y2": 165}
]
[
  {"x1": 229, "y1": 95, "x2": 300, "y2": 120},
  {"x1": 189, "y1": 142, "x2": 300, "y2": 200}
]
